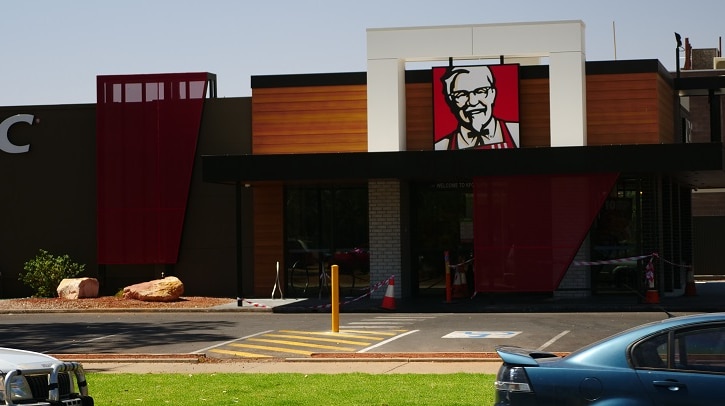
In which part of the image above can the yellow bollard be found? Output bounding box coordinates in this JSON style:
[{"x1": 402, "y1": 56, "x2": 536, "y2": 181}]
[{"x1": 331, "y1": 264, "x2": 339, "y2": 332}]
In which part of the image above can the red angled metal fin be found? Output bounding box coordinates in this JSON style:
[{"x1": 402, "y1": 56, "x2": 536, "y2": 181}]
[
  {"x1": 473, "y1": 173, "x2": 619, "y2": 292},
  {"x1": 96, "y1": 73, "x2": 210, "y2": 264}
]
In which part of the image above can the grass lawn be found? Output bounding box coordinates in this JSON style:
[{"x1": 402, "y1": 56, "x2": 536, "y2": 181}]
[{"x1": 88, "y1": 372, "x2": 496, "y2": 405}]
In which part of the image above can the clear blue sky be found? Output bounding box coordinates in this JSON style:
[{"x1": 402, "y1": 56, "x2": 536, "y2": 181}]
[{"x1": 2, "y1": 0, "x2": 723, "y2": 106}]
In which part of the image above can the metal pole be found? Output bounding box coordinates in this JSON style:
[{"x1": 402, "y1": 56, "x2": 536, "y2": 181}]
[
  {"x1": 236, "y1": 181, "x2": 244, "y2": 307},
  {"x1": 331, "y1": 265, "x2": 339, "y2": 332},
  {"x1": 445, "y1": 251, "x2": 452, "y2": 303}
]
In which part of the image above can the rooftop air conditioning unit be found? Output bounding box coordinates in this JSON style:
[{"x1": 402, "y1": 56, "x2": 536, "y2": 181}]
[{"x1": 714, "y1": 57, "x2": 725, "y2": 69}]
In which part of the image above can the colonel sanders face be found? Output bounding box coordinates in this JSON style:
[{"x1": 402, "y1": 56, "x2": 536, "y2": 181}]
[{"x1": 443, "y1": 66, "x2": 497, "y2": 134}]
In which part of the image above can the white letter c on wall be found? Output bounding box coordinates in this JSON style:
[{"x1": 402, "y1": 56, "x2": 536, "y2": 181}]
[{"x1": 0, "y1": 114, "x2": 33, "y2": 153}]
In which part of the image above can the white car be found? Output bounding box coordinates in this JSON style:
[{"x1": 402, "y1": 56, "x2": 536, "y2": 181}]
[{"x1": 0, "y1": 348, "x2": 93, "y2": 405}]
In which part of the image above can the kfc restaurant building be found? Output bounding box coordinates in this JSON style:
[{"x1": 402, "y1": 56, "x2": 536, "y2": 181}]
[{"x1": 2, "y1": 21, "x2": 724, "y2": 305}]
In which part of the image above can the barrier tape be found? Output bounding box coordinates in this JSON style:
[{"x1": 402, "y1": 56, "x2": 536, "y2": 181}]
[
  {"x1": 651, "y1": 252, "x2": 693, "y2": 269},
  {"x1": 242, "y1": 251, "x2": 693, "y2": 308},
  {"x1": 572, "y1": 254, "x2": 653, "y2": 266},
  {"x1": 449, "y1": 258, "x2": 474, "y2": 270},
  {"x1": 239, "y1": 274, "x2": 394, "y2": 310},
  {"x1": 572, "y1": 252, "x2": 692, "y2": 268}
]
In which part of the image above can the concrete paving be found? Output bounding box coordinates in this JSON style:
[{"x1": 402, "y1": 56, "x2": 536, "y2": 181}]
[{"x1": 231, "y1": 280, "x2": 725, "y2": 314}]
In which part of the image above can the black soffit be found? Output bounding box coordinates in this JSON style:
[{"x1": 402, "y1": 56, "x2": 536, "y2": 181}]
[{"x1": 202, "y1": 143, "x2": 725, "y2": 189}]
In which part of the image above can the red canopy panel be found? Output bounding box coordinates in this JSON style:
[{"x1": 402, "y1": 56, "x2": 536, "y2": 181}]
[
  {"x1": 473, "y1": 173, "x2": 619, "y2": 292},
  {"x1": 96, "y1": 73, "x2": 210, "y2": 264}
]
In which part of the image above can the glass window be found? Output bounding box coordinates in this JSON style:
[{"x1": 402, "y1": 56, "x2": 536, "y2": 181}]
[
  {"x1": 632, "y1": 333, "x2": 668, "y2": 369},
  {"x1": 410, "y1": 182, "x2": 473, "y2": 296},
  {"x1": 285, "y1": 185, "x2": 368, "y2": 297},
  {"x1": 673, "y1": 326, "x2": 725, "y2": 373},
  {"x1": 124, "y1": 83, "x2": 142, "y2": 103}
]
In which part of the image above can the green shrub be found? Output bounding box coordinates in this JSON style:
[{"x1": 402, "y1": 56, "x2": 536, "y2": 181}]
[{"x1": 19, "y1": 249, "x2": 86, "y2": 297}]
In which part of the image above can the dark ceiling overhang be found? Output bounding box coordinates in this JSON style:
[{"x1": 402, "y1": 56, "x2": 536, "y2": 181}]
[{"x1": 203, "y1": 143, "x2": 725, "y2": 189}]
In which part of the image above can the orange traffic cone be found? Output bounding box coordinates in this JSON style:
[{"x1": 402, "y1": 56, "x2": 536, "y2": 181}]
[
  {"x1": 452, "y1": 268, "x2": 468, "y2": 299},
  {"x1": 381, "y1": 276, "x2": 396, "y2": 310}
]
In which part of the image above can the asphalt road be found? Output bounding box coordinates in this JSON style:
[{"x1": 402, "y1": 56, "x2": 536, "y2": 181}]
[{"x1": 0, "y1": 310, "x2": 693, "y2": 360}]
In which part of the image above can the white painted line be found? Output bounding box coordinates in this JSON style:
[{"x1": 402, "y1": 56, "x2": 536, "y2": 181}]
[
  {"x1": 43, "y1": 333, "x2": 123, "y2": 353},
  {"x1": 358, "y1": 330, "x2": 419, "y2": 353},
  {"x1": 537, "y1": 330, "x2": 570, "y2": 351},
  {"x1": 443, "y1": 331, "x2": 521, "y2": 339},
  {"x1": 341, "y1": 326, "x2": 406, "y2": 329},
  {"x1": 347, "y1": 321, "x2": 413, "y2": 325},
  {"x1": 192, "y1": 330, "x2": 274, "y2": 354}
]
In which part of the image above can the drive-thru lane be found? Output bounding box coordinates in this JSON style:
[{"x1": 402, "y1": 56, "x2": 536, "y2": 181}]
[{"x1": 0, "y1": 311, "x2": 687, "y2": 358}]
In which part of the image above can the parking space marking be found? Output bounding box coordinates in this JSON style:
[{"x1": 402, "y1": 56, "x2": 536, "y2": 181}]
[
  {"x1": 358, "y1": 330, "x2": 419, "y2": 353},
  {"x1": 442, "y1": 331, "x2": 521, "y2": 339},
  {"x1": 537, "y1": 330, "x2": 570, "y2": 351},
  {"x1": 341, "y1": 315, "x2": 437, "y2": 330},
  {"x1": 321, "y1": 330, "x2": 400, "y2": 338},
  {"x1": 43, "y1": 333, "x2": 123, "y2": 353}
]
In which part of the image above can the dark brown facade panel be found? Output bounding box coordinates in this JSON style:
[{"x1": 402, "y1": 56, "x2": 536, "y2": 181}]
[
  {"x1": 173, "y1": 98, "x2": 252, "y2": 298},
  {"x1": 0, "y1": 104, "x2": 97, "y2": 298}
]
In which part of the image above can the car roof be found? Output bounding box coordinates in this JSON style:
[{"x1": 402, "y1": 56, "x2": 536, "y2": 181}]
[
  {"x1": 563, "y1": 312, "x2": 725, "y2": 368},
  {"x1": 498, "y1": 312, "x2": 725, "y2": 369}
]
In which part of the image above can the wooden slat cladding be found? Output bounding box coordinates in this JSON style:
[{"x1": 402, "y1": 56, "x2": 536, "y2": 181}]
[
  {"x1": 587, "y1": 73, "x2": 662, "y2": 145},
  {"x1": 406, "y1": 83, "x2": 434, "y2": 150},
  {"x1": 252, "y1": 182, "x2": 284, "y2": 296},
  {"x1": 252, "y1": 85, "x2": 367, "y2": 154},
  {"x1": 656, "y1": 74, "x2": 675, "y2": 143},
  {"x1": 519, "y1": 78, "x2": 551, "y2": 147},
  {"x1": 253, "y1": 70, "x2": 672, "y2": 154}
]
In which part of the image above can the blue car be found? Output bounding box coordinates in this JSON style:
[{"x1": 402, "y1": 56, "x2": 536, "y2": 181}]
[{"x1": 495, "y1": 312, "x2": 725, "y2": 405}]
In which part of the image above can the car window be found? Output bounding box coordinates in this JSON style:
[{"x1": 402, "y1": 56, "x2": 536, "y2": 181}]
[
  {"x1": 632, "y1": 333, "x2": 668, "y2": 369},
  {"x1": 673, "y1": 326, "x2": 725, "y2": 373}
]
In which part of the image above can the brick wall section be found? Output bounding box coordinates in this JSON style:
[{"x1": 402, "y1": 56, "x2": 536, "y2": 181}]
[
  {"x1": 555, "y1": 237, "x2": 591, "y2": 299},
  {"x1": 368, "y1": 180, "x2": 402, "y2": 300}
]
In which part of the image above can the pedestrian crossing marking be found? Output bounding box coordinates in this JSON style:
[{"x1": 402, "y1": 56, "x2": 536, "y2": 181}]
[
  {"x1": 247, "y1": 338, "x2": 358, "y2": 351},
  {"x1": 209, "y1": 348, "x2": 272, "y2": 358},
  {"x1": 334, "y1": 329, "x2": 401, "y2": 336},
  {"x1": 230, "y1": 343, "x2": 313, "y2": 356},
  {"x1": 211, "y1": 328, "x2": 413, "y2": 359},
  {"x1": 263, "y1": 333, "x2": 371, "y2": 346},
  {"x1": 279, "y1": 329, "x2": 398, "y2": 339}
]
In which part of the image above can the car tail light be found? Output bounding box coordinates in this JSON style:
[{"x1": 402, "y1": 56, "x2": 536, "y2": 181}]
[{"x1": 495, "y1": 365, "x2": 533, "y2": 393}]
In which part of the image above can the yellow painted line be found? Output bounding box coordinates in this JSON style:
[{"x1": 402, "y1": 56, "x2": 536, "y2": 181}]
[
  {"x1": 248, "y1": 338, "x2": 357, "y2": 351},
  {"x1": 263, "y1": 333, "x2": 371, "y2": 346},
  {"x1": 230, "y1": 343, "x2": 312, "y2": 356},
  {"x1": 209, "y1": 348, "x2": 272, "y2": 358},
  {"x1": 279, "y1": 329, "x2": 399, "y2": 340}
]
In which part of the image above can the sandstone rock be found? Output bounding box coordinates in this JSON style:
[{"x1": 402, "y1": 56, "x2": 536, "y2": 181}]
[
  {"x1": 123, "y1": 276, "x2": 184, "y2": 302},
  {"x1": 57, "y1": 278, "x2": 99, "y2": 299}
]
